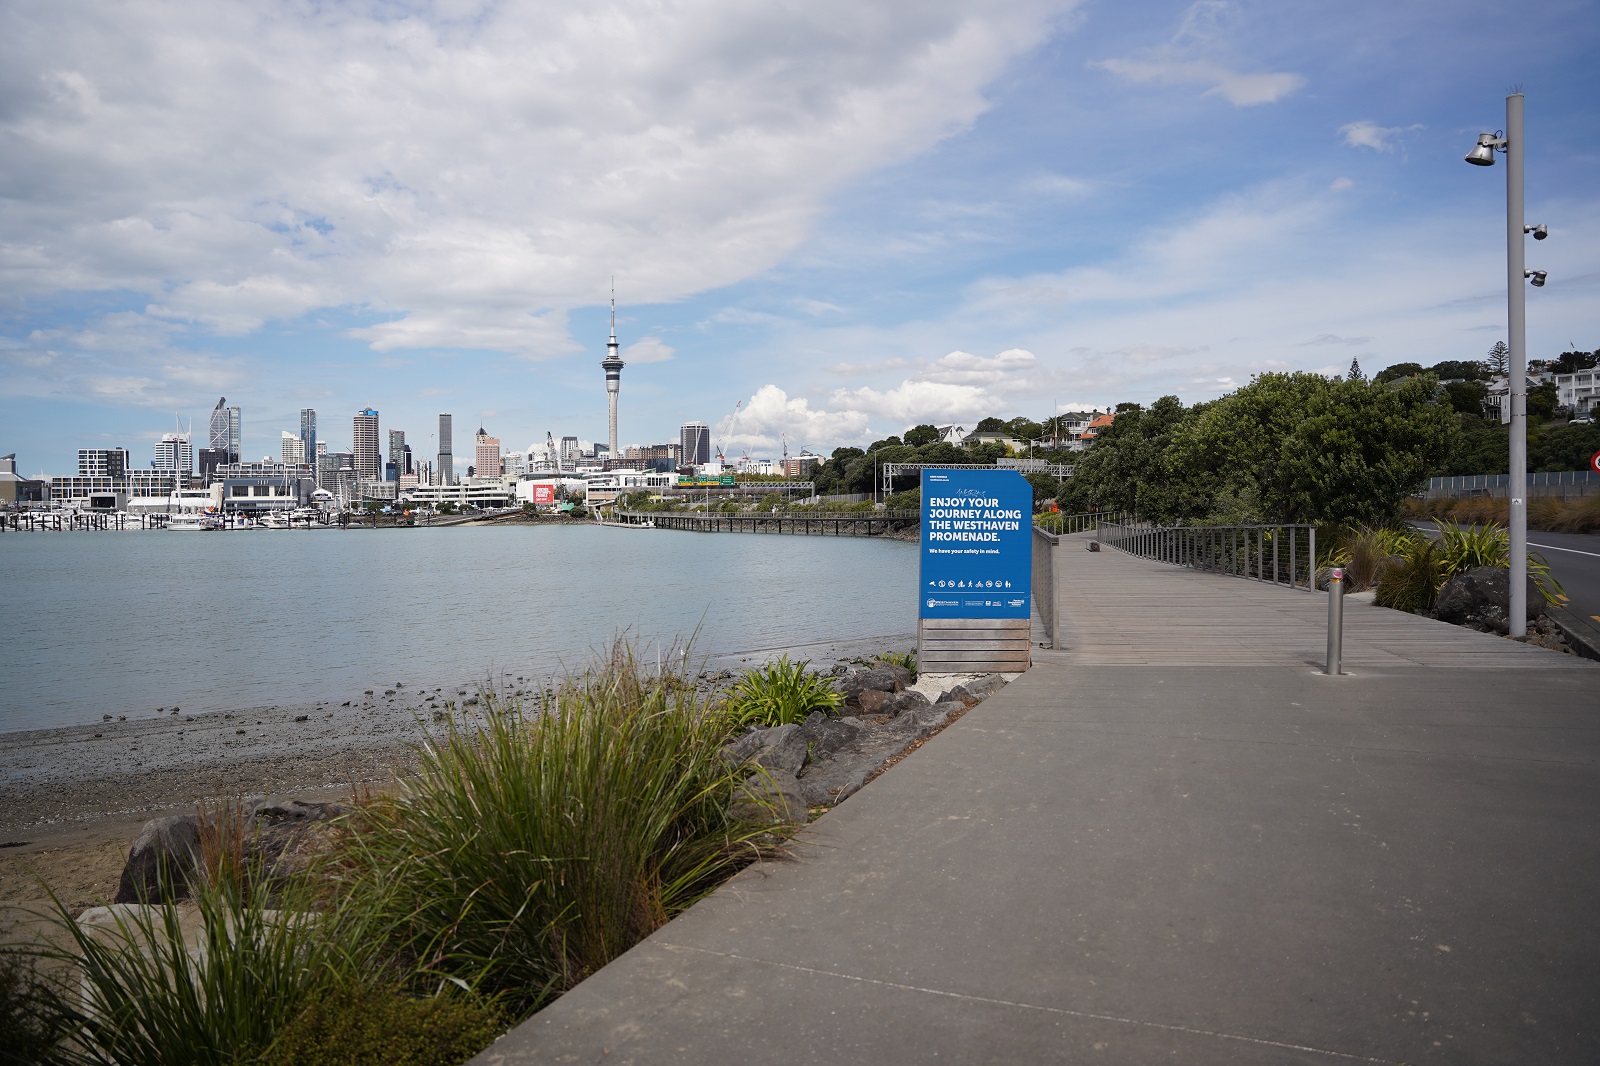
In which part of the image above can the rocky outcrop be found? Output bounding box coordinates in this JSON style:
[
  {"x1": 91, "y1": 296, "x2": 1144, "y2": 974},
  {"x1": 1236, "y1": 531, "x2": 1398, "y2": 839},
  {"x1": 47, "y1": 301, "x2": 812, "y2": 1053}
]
[
  {"x1": 721, "y1": 667, "x2": 1010, "y2": 820},
  {"x1": 113, "y1": 796, "x2": 349, "y2": 904},
  {"x1": 1434, "y1": 566, "x2": 1544, "y2": 634},
  {"x1": 729, "y1": 770, "x2": 809, "y2": 825}
]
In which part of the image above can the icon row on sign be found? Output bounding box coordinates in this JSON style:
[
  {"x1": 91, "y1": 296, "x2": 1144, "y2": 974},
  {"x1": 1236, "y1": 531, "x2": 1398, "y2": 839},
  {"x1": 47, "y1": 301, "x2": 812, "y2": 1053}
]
[{"x1": 927, "y1": 579, "x2": 1014, "y2": 589}]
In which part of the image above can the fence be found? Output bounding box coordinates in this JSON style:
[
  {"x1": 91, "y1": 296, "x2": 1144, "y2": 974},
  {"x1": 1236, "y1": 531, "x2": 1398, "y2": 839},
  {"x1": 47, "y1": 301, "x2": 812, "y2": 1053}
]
[
  {"x1": 1031, "y1": 524, "x2": 1059, "y2": 649},
  {"x1": 1425, "y1": 471, "x2": 1600, "y2": 499},
  {"x1": 1033, "y1": 509, "x2": 1131, "y2": 535},
  {"x1": 1097, "y1": 521, "x2": 1318, "y2": 590}
]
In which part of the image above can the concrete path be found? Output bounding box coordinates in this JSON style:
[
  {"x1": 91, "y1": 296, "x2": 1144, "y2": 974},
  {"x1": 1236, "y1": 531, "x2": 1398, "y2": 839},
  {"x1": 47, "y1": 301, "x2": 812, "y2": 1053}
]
[{"x1": 475, "y1": 539, "x2": 1600, "y2": 1065}]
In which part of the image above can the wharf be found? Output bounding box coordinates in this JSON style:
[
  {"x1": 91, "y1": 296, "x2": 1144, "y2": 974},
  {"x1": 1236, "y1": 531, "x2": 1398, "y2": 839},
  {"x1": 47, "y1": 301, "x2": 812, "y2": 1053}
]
[
  {"x1": 611, "y1": 509, "x2": 918, "y2": 537},
  {"x1": 478, "y1": 533, "x2": 1600, "y2": 1065}
]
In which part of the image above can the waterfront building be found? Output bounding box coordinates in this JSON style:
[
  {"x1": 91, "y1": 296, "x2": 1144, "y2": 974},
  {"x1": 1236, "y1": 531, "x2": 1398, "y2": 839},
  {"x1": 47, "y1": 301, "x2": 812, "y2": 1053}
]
[
  {"x1": 438, "y1": 414, "x2": 454, "y2": 485},
  {"x1": 680, "y1": 421, "x2": 710, "y2": 467},
  {"x1": 600, "y1": 284, "x2": 626, "y2": 461},
  {"x1": 581, "y1": 470, "x2": 677, "y2": 508},
  {"x1": 153, "y1": 432, "x2": 193, "y2": 479},
  {"x1": 353, "y1": 408, "x2": 381, "y2": 483},
  {"x1": 281, "y1": 431, "x2": 306, "y2": 466},
  {"x1": 77, "y1": 448, "x2": 130, "y2": 477},
  {"x1": 475, "y1": 428, "x2": 503, "y2": 478},
  {"x1": 402, "y1": 480, "x2": 517, "y2": 510},
  {"x1": 50, "y1": 469, "x2": 180, "y2": 509},
  {"x1": 300, "y1": 408, "x2": 317, "y2": 468},
  {"x1": 211, "y1": 461, "x2": 316, "y2": 514},
  {"x1": 0, "y1": 454, "x2": 47, "y2": 506}
]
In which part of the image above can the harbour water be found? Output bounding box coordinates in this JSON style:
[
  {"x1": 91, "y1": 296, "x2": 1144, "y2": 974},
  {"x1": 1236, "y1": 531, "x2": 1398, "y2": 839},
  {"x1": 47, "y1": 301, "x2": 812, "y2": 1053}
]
[{"x1": 0, "y1": 525, "x2": 916, "y2": 734}]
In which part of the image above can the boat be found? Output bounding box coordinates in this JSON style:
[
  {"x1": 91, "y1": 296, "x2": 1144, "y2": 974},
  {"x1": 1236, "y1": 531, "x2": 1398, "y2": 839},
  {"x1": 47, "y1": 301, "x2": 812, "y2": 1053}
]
[
  {"x1": 167, "y1": 512, "x2": 218, "y2": 531},
  {"x1": 261, "y1": 511, "x2": 291, "y2": 529}
]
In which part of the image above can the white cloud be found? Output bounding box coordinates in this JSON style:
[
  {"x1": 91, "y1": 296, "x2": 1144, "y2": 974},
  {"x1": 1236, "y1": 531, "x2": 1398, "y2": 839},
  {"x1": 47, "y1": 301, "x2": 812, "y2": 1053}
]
[
  {"x1": 1330, "y1": 177, "x2": 1354, "y2": 192},
  {"x1": 1091, "y1": 2, "x2": 1303, "y2": 107},
  {"x1": 622, "y1": 337, "x2": 676, "y2": 364},
  {"x1": 0, "y1": 0, "x2": 1078, "y2": 355},
  {"x1": 718, "y1": 383, "x2": 871, "y2": 454},
  {"x1": 1339, "y1": 121, "x2": 1425, "y2": 153}
]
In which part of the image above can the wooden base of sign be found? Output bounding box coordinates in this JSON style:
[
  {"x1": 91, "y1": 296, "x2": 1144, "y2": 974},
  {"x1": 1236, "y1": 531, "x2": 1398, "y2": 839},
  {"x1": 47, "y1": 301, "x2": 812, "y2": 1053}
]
[{"x1": 918, "y1": 618, "x2": 1032, "y2": 676}]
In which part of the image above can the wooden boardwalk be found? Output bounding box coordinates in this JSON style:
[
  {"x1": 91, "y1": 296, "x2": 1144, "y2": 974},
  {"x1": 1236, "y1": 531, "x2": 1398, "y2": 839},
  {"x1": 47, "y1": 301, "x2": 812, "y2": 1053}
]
[{"x1": 1046, "y1": 531, "x2": 1570, "y2": 670}]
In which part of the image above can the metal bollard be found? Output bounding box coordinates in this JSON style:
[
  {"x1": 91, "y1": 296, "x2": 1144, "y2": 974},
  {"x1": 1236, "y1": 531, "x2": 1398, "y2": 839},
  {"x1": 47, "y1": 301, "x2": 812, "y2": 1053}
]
[{"x1": 1325, "y1": 566, "x2": 1345, "y2": 675}]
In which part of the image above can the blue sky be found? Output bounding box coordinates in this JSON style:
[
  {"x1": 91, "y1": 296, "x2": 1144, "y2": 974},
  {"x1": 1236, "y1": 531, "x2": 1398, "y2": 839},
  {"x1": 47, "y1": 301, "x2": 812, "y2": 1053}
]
[{"x1": 3, "y1": 0, "x2": 1597, "y2": 475}]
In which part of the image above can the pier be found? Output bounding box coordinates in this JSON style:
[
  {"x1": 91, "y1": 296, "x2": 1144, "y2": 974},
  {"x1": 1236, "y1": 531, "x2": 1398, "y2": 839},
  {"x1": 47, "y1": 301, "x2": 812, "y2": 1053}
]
[{"x1": 610, "y1": 509, "x2": 918, "y2": 537}]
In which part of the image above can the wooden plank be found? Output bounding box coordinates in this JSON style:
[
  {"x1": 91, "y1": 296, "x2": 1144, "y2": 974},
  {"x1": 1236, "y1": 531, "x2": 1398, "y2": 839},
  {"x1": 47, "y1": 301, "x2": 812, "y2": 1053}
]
[
  {"x1": 920, "y1": 639, "x2": 1032, "y2": 651},
  {"x1": 919, "y1": 618, "x2": 1030, "y2": 631}
]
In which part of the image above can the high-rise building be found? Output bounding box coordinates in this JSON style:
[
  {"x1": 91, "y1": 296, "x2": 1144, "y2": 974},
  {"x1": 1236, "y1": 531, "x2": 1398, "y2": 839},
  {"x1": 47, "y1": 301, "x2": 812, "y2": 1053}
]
[
  {"x1": 438, "y1": 414, "x2": 454, "y2": 485},
  {"x1": 77, "y1": 448, "x2": 130, "y2": 477},
  {"x1": 299, "y1": 409, "x2": 317, "y2": 466},
  {"x1": 559, "y1": 435, "x2": 580, "y2": 468},
  {"x1": 281, "y1": 431, "x2": 306, "y2": 466},
  {"x1": 474, "y1": 427, "x2": 503, "y2": 479},
  {"x1": 387, "y1": 430, "x2": 407, "y2": 481},
  {"x1": 227, "y1": 405, "x2": 241, "y2": 463},
  {"x1": 153, "y1": 432, "x2": 193, "y2": 476},
  {"x1": 353, "y1": 408, "x2": 380, "y2": 483},
  {"x1": 208, "y1": 398, "x2": 229, "y2": 454},
  {"x1": 600, "y1": 282, "x2": 625, "y2": 462},
  {"x1": 680, "y1": 421, "x2": 710, "y2": 467}
]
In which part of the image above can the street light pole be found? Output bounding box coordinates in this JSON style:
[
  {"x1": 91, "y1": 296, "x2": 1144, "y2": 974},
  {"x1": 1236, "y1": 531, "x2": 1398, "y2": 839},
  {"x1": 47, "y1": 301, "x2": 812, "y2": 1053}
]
[{"x1": 1504, "y1": 92, "x2": 1528, "y2": 639}]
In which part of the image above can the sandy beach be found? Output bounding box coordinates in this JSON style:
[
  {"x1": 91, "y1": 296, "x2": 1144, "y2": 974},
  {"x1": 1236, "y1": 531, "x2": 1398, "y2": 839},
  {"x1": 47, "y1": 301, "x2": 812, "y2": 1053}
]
[{"x1": 0, "y1": 631, "x2": 914, "y2": 908}]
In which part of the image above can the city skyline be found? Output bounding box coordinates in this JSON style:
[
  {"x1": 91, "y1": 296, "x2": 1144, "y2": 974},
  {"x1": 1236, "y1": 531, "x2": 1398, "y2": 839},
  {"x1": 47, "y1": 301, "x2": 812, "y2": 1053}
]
[{"x1": 3, "y1": 1, "x2": 1598, "y2": 476}]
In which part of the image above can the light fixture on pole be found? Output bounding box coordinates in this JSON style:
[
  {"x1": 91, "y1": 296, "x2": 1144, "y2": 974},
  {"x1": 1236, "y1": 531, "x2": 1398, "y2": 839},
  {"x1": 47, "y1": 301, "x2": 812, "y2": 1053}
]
[{"x1": 1465, "y1": 92, "x2": 1552, "y2": 639}]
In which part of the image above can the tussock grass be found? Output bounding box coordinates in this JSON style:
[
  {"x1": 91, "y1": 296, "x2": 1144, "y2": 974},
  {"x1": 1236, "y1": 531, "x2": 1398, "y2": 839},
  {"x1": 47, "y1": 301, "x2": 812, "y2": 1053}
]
[
  {"x1": 1406, "y1": 494, "x2": 1600, "y2": 532},
  {"x1": 722, "y1": 656, "x2": 842, "y2": 727},
  {"x1": 333, "y1": 642, "x2": 778, "y2": 1016},
  {"x1": 1375, "y1": 538, "x2": 1443, "y2": 613},
  {"x1": 873, "y1": 650, "x2": 918, "y2": 681}
]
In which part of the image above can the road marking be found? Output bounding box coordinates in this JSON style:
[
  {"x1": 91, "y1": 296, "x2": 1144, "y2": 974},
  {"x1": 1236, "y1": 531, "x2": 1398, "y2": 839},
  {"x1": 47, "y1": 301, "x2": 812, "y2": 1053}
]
[{"x1": 1529, "y1": 541, "x2": 1600, "y2": 559}]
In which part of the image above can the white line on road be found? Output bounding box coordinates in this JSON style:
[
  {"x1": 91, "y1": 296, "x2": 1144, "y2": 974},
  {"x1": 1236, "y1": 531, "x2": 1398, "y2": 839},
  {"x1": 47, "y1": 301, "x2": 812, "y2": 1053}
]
[{"x1": 1529, "y1": 542, "x2": 1600, "y2": 559}]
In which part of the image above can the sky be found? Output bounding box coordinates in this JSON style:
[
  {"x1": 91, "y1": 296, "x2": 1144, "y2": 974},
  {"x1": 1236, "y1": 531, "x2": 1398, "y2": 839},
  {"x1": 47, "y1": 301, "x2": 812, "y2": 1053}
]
[{"x1": 3, "y1": 0, "x2": 1598, "y2": 475}]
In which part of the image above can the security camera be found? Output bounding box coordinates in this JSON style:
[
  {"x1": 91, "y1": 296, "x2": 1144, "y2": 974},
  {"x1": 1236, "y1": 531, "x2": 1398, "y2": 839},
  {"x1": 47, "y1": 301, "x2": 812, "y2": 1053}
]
[
  {"x1": 1526, "y1": 223, "x2": 1549, "y2": 240},
  {"x1": 1526, "y1": 270, "x2": 1548, "y2": 288}
]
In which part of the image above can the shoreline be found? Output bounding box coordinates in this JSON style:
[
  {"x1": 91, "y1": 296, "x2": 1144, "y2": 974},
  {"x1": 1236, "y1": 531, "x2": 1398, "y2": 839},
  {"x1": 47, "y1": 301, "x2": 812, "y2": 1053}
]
[{"x1": 0, "y1": 629, "x2": 914, "y2": 845}]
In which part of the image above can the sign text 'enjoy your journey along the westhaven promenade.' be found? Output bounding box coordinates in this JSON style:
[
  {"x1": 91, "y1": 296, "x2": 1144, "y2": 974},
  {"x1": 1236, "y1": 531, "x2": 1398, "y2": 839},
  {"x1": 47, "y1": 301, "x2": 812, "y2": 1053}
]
[{"x1": 918, "y1": 468, "x2": 1032, "y2": 620}]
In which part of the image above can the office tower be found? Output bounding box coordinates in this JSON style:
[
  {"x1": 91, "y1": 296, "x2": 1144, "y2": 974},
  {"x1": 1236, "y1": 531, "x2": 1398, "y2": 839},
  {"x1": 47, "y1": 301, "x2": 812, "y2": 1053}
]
[
  {"x1": 475, "y1": 427, "x2": 502, "y2": 478},
  {"x1": 208, "y1": 398, "x2": 229, "y2": 455},
  {"x1": 227, "y1": 405, "x2": 241, "y2": 463},
  {"x1": 353, "y1": 408, "x2": 380, "y2": 482},
  {"x1": 387, "y1": 430, "x2": 406, "y2": 481},
  {"x1": 154, "y1": 432, "x2": 193, "y2": 475},
  {"x1": 559, "y1": 435, "x2": 580, "y2": 468},
  {"x1": 402, "y1": 444, "x2": 413, "y2": 476},
  {"x1": 680, "y1": 421, "x2": 710, "y2": 467},
  {"x1": 77, "y1": 448, "x2": 130, "y2": 477},
  {"x1": 600, "y1": 282, "x2": 625, "y2": 461},
  {"x1": 281, "y1": 431, "x2": 306, "y2": 466},
  {"x1": 438, "y1": 414, "x2": 454, "y2": 485},
  {"x1": 299, "y1": 409, "x2": 317, "y2": 465}
]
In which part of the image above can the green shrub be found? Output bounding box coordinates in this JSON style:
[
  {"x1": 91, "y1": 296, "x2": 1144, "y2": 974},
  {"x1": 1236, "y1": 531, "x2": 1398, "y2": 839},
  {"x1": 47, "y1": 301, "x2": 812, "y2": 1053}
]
[
  {"x1": 723, "y1": 656, "x2": 842, "y2": 727},
  {"x1": 334, "y1": 643, "x2": 774, "y2": 1016},
  {"x1": 1431, "y1": 521, "x2": 1565, "y2": 605},
  {"x1": 23, "y1": 875, "x2": 383, "y2": 1066},
  {"x1": 257, "y1": 986, "x2": 505, "y2": 1066},
  {"x1": 1375, "y1": 538, "x2": 1443, "y2": 613}
]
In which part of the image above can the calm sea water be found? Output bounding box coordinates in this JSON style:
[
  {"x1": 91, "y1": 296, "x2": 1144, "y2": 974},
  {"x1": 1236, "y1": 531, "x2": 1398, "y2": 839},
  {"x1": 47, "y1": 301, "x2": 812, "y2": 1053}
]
[{"x1": 0, "y1": 525, "x2": 916, "y2": 734}]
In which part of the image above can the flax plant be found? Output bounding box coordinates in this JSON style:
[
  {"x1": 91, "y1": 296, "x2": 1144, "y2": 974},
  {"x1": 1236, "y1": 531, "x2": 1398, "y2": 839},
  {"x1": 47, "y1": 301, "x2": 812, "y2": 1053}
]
[
  {"x1": 333, "y1": 642, "x2": 776, "y2": 1017},
  {"x1": 722, "y1": 656, "x2": 842, "y2": 727}
]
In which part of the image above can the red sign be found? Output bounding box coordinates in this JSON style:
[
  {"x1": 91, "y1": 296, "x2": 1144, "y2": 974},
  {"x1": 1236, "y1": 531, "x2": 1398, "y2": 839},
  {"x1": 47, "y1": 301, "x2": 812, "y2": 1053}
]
[
  {"x1": 1590, "y1": 451, "x2": 1600, "y2": 475},
  {"x1": 533, "y1": 484, "x2": 555, "y2": 504}
]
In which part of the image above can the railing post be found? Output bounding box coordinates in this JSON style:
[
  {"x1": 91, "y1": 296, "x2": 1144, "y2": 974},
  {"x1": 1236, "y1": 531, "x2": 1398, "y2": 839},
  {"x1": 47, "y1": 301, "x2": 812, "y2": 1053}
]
[
  {"x1": 1309, "y1": 527, "x2": 1317, "y2": 591},
  {"x1": 1326, "y1": 566, "x2": 1345, "y2": 675}
]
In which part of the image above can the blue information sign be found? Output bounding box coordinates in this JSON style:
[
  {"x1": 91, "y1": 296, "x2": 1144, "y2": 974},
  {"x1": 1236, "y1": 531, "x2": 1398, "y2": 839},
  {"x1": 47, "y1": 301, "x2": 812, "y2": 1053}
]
[{"x1": 918, "y1": 468, "x2": 1032, "y2": 619}]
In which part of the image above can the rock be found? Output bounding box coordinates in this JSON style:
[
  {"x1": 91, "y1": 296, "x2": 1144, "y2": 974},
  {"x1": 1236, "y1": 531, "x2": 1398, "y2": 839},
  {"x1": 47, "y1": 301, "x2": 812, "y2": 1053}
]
[
  {"x1": 729, "y1": 769, "x2": 808, "y2": 824},
  {"x1": 881, "y1": 690, "x2": 931, "y2": 717},
  {"x1": 751, "y1": 724, "x2": 809, "y2": 775},
  {"x1": 798, "y1": 711, "x2": 864, "y2": 759},
  {"x1": 856, "y1": 688, "x2": 891, "y2": 714},
  {"x1": 839, "y1": 667, "x2": 901, "y2": 705},
  {"x1": 892, "y1": 700, "x2": 961, "y2": 740},
  {"x1": 721, "y1": 729, "x2": 766, "y2": 764},
  {"x1": 877, "y1": 664, "x2": 914, "y2": 690},
  {"x1": 950, "y1": 674, "x2": 1005, "y2": 703},
  {"x1": 798, "y1": 760, "x2": 876, "y2": 808},
  {"x1": 1434, "y1": 566, "x2": 1544, "y2": 634},
  {"x1": 114, "y1": 815, "x2": 202, "y2": 904}
]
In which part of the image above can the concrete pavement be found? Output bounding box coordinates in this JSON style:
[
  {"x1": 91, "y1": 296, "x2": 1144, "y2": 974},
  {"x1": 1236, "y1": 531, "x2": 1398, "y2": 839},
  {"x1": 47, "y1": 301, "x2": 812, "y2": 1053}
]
[{"x1": 474, "y1": 538, "x2": 1600, "y2": 1065}]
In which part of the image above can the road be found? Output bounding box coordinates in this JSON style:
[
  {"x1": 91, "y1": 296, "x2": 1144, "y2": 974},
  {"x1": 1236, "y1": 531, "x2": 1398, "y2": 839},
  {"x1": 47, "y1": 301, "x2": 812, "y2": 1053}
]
[{"x1": 1412, "y1": 521, "x2": 1600, "y2": 622}]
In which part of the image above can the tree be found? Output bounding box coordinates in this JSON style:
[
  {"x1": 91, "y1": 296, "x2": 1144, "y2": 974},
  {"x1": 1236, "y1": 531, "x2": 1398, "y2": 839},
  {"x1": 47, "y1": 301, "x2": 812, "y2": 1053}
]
[
  {"x1": 1528, "y1": 381, "x2": 1559, "y2": 420},
  {"x1": 1347, "y1": 358, "x2": 1365, "y2": 381},
  {"x1": 1551, "y1": 349, "x2": 1599, "y2": 375},
  {"x1": 1373, "y1": 362, "x2": 1425, "y2": 385},
  {"x1": 903, "y1": 424, "x2": 940, "y2": 447},
  {"x1": 1530, "y1": 422, "x2": 1600, "y2": 471},
  {"x1": 1486, "y1": 341, "x2": 1510, "y2": 377},
  {"x1": 973, "y1": 416, "x2": 1007, "y2": 433},
  {"x1": 1427, "y1": 360, "x2": 1484, "y2": 382},
  {"x1": 1435, "y1": 413, "x2": 1508, "y2": 476},
  {"x1": 1442, "y1": 379, "x2": 1489, "y2": 416}
]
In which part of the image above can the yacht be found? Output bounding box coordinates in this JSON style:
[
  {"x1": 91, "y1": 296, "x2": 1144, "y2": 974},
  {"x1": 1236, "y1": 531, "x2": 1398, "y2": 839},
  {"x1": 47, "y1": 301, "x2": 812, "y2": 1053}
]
[
  {"x1": 167, "y1": 512, "x2": 218, "y2": 531},
  {"x1": 261, "y1": 511, "x2": 292, "y2": 529}
]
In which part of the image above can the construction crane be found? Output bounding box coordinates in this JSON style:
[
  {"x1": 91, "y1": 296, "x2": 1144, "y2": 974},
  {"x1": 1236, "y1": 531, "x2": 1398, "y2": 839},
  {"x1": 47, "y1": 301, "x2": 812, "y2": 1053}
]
[
  {"x1": 714, "y1": 399, "x2": 742, "y2": 468},
  {"x1": 545, "y1": 431, "x2": 558, "y2": 470}
]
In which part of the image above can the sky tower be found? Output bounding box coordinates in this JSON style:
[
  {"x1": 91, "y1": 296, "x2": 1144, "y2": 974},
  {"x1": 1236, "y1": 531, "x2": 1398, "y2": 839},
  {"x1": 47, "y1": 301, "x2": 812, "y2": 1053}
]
[{"x1": 600, "y1": 278, "x2": 625, "y2": 461}]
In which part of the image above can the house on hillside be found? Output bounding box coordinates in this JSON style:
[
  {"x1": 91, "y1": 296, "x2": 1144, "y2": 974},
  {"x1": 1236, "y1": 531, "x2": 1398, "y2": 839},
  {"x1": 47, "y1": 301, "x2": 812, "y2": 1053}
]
[
  {"x1": 934, "y1": 425, "x2": 967, "y2": 446},
  {"x1": 962, "y1": 430, "x2": 1027, "y2": 453}
]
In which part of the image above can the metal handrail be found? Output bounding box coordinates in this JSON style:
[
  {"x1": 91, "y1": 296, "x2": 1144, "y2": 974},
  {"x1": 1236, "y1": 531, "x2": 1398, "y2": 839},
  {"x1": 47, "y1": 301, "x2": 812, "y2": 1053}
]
[
  {"x1": 1033, "y1": 509, "x2": 1131, "y2": 536},
  {"x1": 1097, "y1": 520, "x2": 1318, "y2": 590},
  {"x1": 1032, "y1": 524, "x2": 1059, "y2": 648}
]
